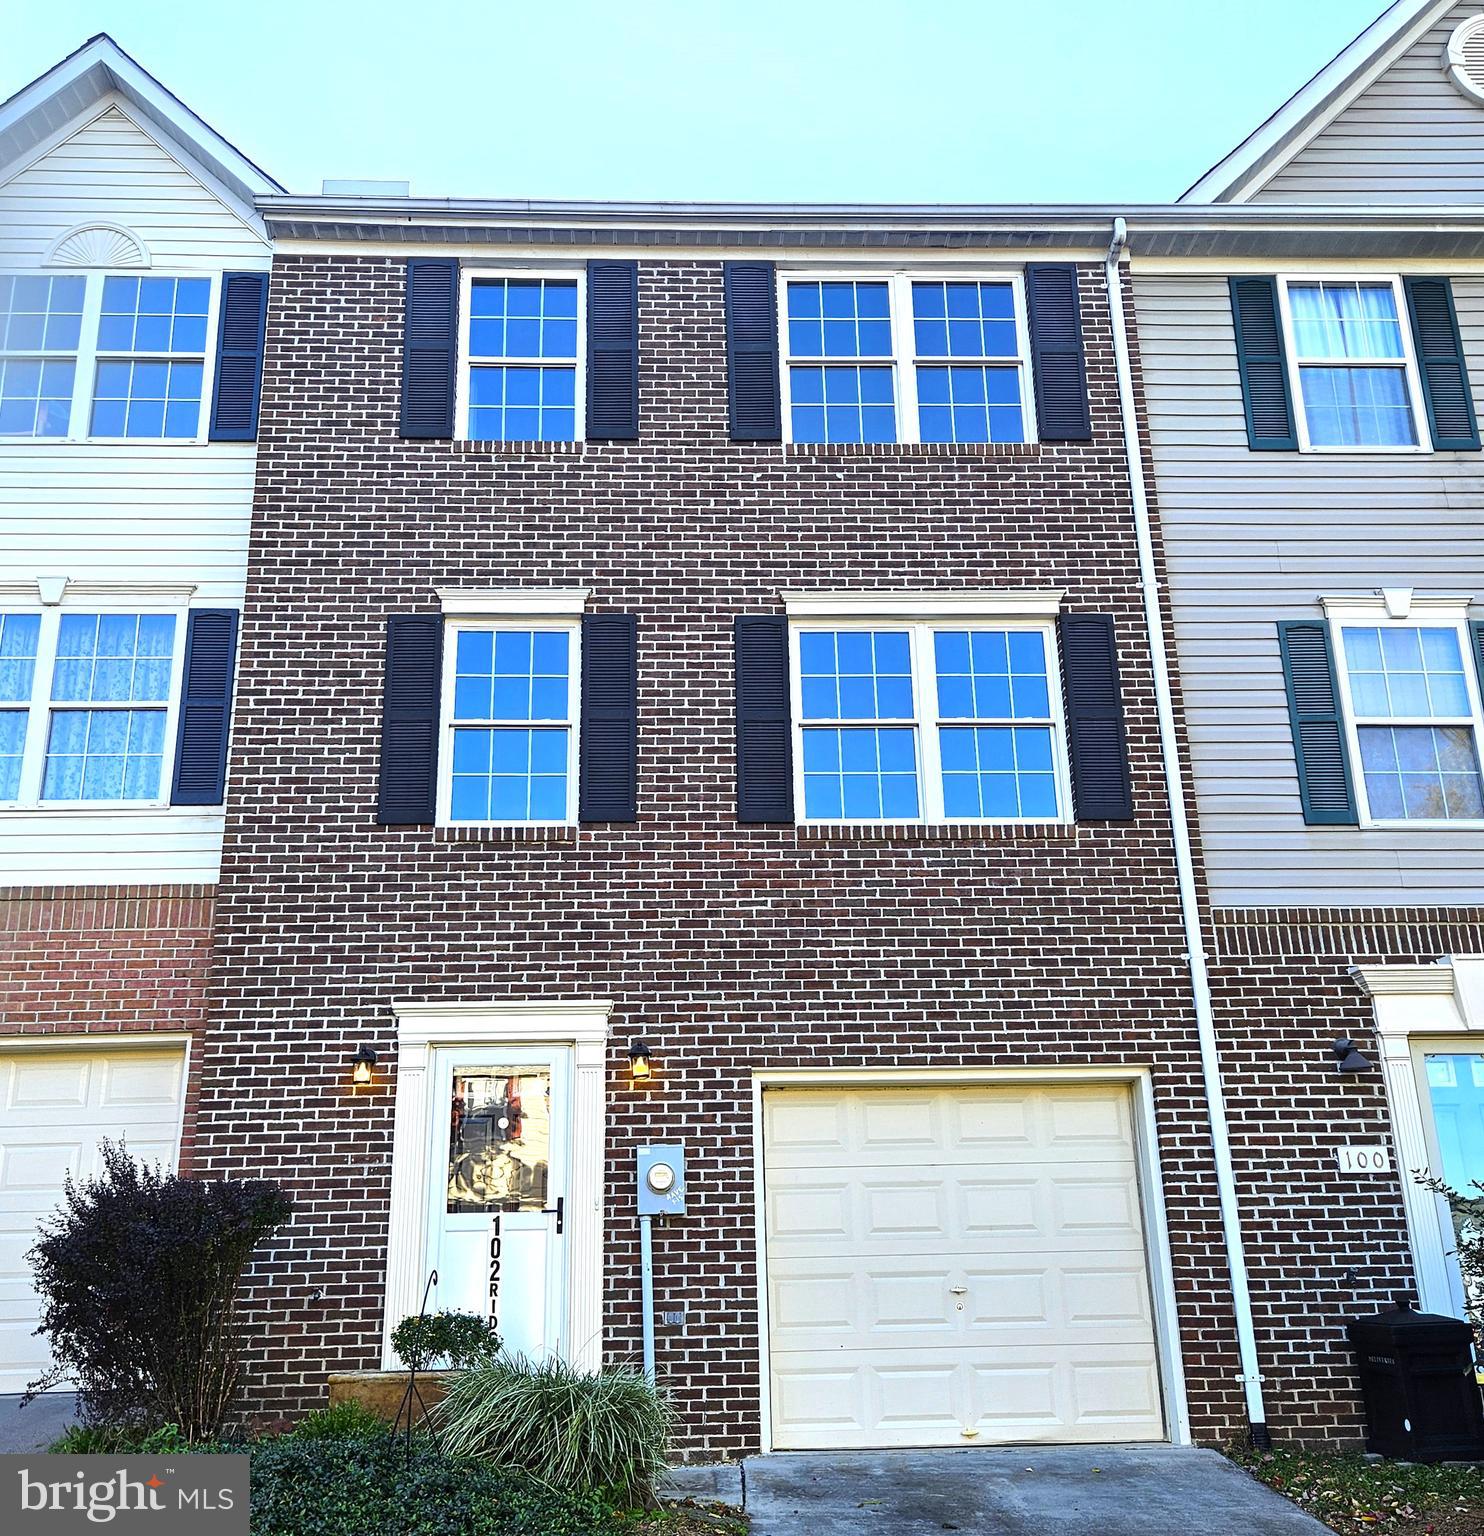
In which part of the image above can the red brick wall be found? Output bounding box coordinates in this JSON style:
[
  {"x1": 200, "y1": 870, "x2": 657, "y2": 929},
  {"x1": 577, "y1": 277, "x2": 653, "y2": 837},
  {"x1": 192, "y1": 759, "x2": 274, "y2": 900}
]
[
  {"x1": 0, "y1": 886, "x2": 214, "y2": 1166},
  {"x1": 200, "y1": 253, "x2": 1251, "y2": 1455}
]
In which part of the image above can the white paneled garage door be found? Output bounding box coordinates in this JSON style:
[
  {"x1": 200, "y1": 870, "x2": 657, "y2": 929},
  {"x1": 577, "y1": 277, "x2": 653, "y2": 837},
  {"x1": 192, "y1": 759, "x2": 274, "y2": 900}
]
[
  {"x1": 0, "y1": 1045, "x2": 186, "y2": 1393},
  {"x1": 763, "y1": 1082, "x2": 1164, "y2": 1449}
]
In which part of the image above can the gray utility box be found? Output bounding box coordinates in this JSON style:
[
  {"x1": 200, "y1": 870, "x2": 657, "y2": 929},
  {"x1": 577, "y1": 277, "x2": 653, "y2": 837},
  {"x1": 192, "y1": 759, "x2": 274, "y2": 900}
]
[{"x1": 1347, "y1": 1296, "x2": 1484, "y2": 1463}]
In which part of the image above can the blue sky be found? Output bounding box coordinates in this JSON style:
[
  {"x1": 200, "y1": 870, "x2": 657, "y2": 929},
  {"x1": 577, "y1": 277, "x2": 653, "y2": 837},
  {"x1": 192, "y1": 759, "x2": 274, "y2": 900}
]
[{"x1": 8, "y1": 0, "x2": 1386, "y2": 202}]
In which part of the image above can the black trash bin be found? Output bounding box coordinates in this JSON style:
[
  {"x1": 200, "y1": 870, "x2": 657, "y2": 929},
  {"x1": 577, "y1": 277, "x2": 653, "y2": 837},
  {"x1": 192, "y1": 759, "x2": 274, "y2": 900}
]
[{"x1": 1347, "y1": 1294, "x2": 1484, "y2": 1462}]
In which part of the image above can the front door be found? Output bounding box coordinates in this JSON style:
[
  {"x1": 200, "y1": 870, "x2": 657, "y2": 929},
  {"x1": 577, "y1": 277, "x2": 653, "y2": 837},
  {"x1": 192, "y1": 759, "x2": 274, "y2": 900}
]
[
  {"x1": 1419, "y1": 1048, "x2": 1484, "y2": 1321},
  {"x1": 425, "y1": 1046, "x2": 570, "y2": 1359}
]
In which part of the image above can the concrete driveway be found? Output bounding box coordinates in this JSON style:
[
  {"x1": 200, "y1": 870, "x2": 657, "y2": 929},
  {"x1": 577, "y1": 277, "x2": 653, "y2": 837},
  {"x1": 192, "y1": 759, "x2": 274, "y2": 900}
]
[{"x1": 736, "y1": 1446, "x2": 1329, "y2": 1535}]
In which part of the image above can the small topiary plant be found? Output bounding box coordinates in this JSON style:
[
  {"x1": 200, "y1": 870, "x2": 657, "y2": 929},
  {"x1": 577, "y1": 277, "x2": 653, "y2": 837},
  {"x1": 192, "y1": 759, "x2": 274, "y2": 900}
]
[
  {"x1": 27, "y1": 1140, "x2": 292, "y2": 1441},
  {"x1": 433, "y1": 1355, "x2": 674, "y2": 1501},
  {"x1": 390, "y1": 1309, "x2": 502, "y2": 1372},
  {"x1": 289, "y1": 1399, "x2": 389, "y2": 1441}
]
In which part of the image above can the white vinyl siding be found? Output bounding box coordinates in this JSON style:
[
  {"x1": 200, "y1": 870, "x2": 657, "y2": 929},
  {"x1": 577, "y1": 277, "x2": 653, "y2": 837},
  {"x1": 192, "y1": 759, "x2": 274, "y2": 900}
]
[
  {"x1": 0, "y1": 95, "x2": 267, "y2": 886},
  {"x1": 1254, "y1": 2, "x2": 1484, "y2": 205},
  {"x1": 1132, "y1": 268, "x2": 1484, "y2": 908}
]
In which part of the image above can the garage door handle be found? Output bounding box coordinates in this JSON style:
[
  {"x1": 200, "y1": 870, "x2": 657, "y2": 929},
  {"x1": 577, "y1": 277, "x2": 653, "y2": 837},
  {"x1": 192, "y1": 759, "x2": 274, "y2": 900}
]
[{"x1": 949, "y1": 1285, "x2": 968, "y2": 1295}]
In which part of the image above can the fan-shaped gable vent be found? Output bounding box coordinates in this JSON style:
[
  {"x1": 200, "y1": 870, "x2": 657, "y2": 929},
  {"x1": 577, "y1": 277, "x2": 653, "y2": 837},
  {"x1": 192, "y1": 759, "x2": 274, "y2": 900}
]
[
  {"x1": 45, "y1": 225, "x2": 150, "y2": 269},
  {"x1": 1445, "y1": 14, "x2": 1484, "y2": 105}
]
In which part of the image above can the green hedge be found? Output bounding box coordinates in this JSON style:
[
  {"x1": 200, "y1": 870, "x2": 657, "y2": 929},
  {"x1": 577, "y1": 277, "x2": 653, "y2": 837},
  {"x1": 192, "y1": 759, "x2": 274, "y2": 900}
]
[{"x1": 249, "y1": 1435, "x2": 629, "y2": 1536}]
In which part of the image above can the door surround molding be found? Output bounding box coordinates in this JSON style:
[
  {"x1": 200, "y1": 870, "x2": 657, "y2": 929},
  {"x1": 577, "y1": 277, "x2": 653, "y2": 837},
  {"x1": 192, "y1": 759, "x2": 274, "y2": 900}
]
[
  {"x1": 748, "y1": 1064, "x2": 1190, "y2": 1452},
  {"x1": 383, "y1": 1000, "x2": 611, "y2": 1371},
  {"x1": 1352, "y1": 956, "x2": 1484, "y2": 1317}
]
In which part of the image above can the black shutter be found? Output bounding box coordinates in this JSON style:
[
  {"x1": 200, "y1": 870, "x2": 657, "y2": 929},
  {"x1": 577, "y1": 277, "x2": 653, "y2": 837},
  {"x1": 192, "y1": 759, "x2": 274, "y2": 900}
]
[
  {"x1": 724, "y1": 262, "x2": 782, "y2": 442},
  {"x1": 1230, "y1": 277, "x2": 1298, "y2": 451},
  {"x1": 1472, "y1": 623, "x2": 1484, "y2": 713},
  {"x1": 586, "y1": 261, "x2": 639, "y2": 441},
  {"x1": 578, "y1": 614, "x2": 638, "y2": 821},
  {"x1": 1277, "y1": 620, "x2": 1357, "y2": 826},
  {"x1": 1026, "y1": 263, "x2": 1091, "y2": 442},
  {"x1": 208, "y1": 272, "x2": 268, "y2": 441},
  {"x1": 735, "y1": 616, "x2": 793, "y2": 823},
  {"x1": 377, "y1": 614, "x2": 443, "y2": 825},
  {"x1": 1058, "y1": 614, "x2": 1133, "y2": 821},
  {"x1": 400, "y1": 259, "x2": 459, "y2": 439},
  {"x1": 1404, "y1": 276, "x2": 1480, "y2": 451},
  {"x1": 169, "y1": 609, "x2": 238, "y2": 806}
]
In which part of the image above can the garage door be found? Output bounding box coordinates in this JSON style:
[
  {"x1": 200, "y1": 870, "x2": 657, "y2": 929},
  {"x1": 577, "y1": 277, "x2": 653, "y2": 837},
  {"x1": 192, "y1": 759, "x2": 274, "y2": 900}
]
[
  {"x1": 0, "y1": 1046, "x2": 185, "y2": 1393},
  {"x1": 763, "y1": 1082, "x2": 1164, "y2": 1449}
]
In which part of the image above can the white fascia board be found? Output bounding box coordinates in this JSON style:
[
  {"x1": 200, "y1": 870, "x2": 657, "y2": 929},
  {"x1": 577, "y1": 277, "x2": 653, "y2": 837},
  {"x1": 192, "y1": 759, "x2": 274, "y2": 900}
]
[
  {"x1": 781, "y1": 588, "x2": 1065, "y2": 620},
  {"x1": 436, "y1": 587, "x2": 590, "y2": 617},
  {"x1": 0, "y1": 35, "x2": 282, "y2": 201},
  {"x1": 1180, "y1": 0, "x2": 1449, "y2": 204}
]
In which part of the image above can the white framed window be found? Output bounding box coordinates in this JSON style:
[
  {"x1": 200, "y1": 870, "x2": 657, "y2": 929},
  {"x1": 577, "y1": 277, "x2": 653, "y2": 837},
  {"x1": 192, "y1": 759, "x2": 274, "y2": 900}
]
[
  {"x1": 455, "y1": 268, "x2": 584, "y2": 443},
  {"x1": 0, "y1": 603, "x2": 188, "y2": 808},
  {"x1": 1276, "y1": 275, "x2": 1430, "y2": 453},
  {"x1": 0, "y1": 271, "x2": 217, "y2": 442},
  {"x1": 786, "y1": 605, "x2": 1070, "y2": 824},
  {"x1": 778, "y1": 271, "x2": 1034, "y2": 446},
  {"x1": 1330, "y1": 606, "x2": 1484, "y2": 826},
  {"x1": 438, "y1": 617, "x2": 581, "y2": 825}
]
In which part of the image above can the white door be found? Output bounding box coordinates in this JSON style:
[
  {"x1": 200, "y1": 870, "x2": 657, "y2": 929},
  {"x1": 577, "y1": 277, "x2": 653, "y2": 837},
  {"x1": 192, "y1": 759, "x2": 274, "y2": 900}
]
[
  {"x1": 0, "y1": 1045, "x2": 186, "y2": 1393},
  {"x1": 763, "y1": 1082, "x2": 1164, "y2": 1449},
  {"x1": 424, "y1": 1047, "x2": 569, "y2": 1360}
]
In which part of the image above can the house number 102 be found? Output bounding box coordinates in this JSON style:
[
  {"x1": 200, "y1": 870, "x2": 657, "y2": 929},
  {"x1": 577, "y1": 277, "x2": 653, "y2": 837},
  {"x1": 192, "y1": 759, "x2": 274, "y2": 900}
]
[{"x1": 1336, "y1": 1145, "x2": 1392, "y2": 1174}]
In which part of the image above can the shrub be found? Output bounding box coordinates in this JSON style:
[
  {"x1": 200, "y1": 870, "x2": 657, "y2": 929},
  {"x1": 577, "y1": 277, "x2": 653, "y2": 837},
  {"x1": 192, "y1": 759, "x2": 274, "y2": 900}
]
[
  {"x1": 289, "y1": 1400, "x2": 390, "y2": 1441},
  {"x1": 51, "y1": 1423, "x2": 205, "y2": 1455},
  {"x1": 391, "y1": 1308, "x2": 503, "y2": 1371},
  {"x1": 249, "y1": 1435, "x2": 626, "y2": 1536},
  {"x1": 1416, "y1": 1172, "x2": 1484, "y2": 1344},
  {"x1": 27, "y1": 1140, "x2": 292, "y2": 1441},
  {"x1": 434, "y1": 1356, "x2": 674, "y2": 1501}
]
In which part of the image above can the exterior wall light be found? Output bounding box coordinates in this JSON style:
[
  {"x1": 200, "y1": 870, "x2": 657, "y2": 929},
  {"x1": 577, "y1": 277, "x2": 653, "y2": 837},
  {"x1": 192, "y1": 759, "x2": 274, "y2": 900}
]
[
  {"x1": 351, "y1": 1045, "x2": 379, "y2": 1086},
  {"x1": 628, "y1": 1040, "x2": 653, "y2": 1082},
  {"x1": 1333, "y1": 1038, "x2": 1374, "y2": 1074}
]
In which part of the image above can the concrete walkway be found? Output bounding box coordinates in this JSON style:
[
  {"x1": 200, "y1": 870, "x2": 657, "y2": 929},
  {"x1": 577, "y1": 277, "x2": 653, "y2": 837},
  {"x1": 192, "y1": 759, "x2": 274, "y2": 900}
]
[
  {"x1": 738, "y1": 1446, "x2": 1330, "y2": 1535},
  {"x1": 0, "y1": 1392, "x2": 76, "y2": 1453}
]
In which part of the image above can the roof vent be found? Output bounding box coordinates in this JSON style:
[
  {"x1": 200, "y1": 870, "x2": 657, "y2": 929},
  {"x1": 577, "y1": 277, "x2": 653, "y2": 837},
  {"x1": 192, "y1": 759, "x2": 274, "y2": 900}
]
[
  {"x1": 1444, "y1": 14, "x2": 1484, "y2": 104},
  {"x1": 321, "y1": 178, "x2": 411, "y2": 197}
]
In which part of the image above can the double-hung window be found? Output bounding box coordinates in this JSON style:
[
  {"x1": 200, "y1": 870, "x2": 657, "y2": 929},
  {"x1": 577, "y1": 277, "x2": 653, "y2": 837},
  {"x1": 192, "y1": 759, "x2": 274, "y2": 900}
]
[
  {"x1": 1279, "y1": 277, "x2": 1429, "y2": 451},
  {"x1": 781, "y1": 273, "x2": 1033, "y2": 445},
  {"x1": 0, "y1": 272, "x2": 213, "y2": 441},
  {"x1": 791, "y1": 615, "x2": 1068, "y2": 823},
  {"x1": 441, "y1": 622, "x2": 579, "y2": 824},
  {"x1": 1334, "y1": 618, "x2": 1484, "y2": 824},
  {"x1": 462, "y1": 272, "x2": 582, "y2": 442},
  {"x1": 0, "y1": 607, "x2": 184, "y2": 806}
]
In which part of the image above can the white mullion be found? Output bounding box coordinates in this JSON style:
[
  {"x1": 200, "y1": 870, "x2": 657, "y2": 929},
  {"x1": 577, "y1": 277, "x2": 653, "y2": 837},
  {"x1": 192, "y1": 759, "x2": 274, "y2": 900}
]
[
  {"x1": 65, "y1": 273, "x2": 105, "y2": 441},
  {"x1": 912, "y1": 622, "x2": 941, "y2": 821},
  {"x1": 893, "y1": 273, "x2": 918, "y2": 445}
]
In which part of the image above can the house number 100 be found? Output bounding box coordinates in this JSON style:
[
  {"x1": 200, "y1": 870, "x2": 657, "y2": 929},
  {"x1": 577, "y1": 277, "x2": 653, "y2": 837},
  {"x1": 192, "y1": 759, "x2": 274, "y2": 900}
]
[{"x1": 1336, "y1": 1145, "x2": 1392, "y2": 1174}]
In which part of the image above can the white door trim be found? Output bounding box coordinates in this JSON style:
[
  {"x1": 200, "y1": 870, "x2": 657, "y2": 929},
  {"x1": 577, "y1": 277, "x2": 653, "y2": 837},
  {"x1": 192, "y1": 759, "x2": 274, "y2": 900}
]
[
  {"x1": 383, "y1": 1000, "x2": 611, "y2": 1371},
  {"x1": 749, "y1": 1064, "x2": 1191, "y2": 1452},
  {"x1": 1352, "y1": 957, "x2": 1484, "y2": 1317}
]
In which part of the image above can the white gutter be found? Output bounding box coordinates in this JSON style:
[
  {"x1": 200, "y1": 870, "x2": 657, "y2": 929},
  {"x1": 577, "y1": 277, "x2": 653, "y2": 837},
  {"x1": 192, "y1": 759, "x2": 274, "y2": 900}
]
[{"x1": 1102, "y1": 216, "x2": 1270, "y2": 1445}]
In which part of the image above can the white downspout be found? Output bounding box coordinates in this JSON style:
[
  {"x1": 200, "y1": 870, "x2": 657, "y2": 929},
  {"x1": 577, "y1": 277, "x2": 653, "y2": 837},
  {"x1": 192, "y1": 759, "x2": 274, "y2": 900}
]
[{"x1": 1103, "y1": 215, "x2": 1270, "y2": 1446}]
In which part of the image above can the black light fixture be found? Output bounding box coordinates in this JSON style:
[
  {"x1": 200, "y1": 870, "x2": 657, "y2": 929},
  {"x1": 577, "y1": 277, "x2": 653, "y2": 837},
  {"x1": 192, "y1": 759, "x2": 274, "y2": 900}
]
[
  {"x1": 628, "y1": 1040, "x2": 653, "y2": 1082},
  {"x1": 1333, "y1": 1038, "x2": 1374, "y2": 1074},
  {"x1": 351, "y1": 1044, "x2": 379, "y2": 1087}
]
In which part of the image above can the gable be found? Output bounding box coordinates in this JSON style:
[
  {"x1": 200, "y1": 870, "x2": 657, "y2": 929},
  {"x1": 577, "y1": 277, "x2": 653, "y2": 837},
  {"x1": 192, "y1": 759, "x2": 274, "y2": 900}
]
[
  {"x1": 0, "y1": 100, "x2": 268, "y2": 267},
  {"x1": 1253, "y1": 0, "x2": 1484, "y2": 202}
]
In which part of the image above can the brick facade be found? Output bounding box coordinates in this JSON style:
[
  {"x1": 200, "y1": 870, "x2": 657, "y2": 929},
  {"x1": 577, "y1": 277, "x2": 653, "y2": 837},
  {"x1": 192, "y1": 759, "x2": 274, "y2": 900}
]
[
  {"x1": 0, "y1": 887, "x2": 214, "y2": 1165},
  {"x1": 199, "y1": 251, "x2": 1256, "y2": 1456}
]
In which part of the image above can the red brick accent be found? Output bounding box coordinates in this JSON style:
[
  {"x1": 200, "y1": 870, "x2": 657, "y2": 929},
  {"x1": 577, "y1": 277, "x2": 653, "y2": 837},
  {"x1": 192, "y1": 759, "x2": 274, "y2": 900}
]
[
  {"x1": 202, "y1": 254, "x2": 1251, "y2": 1456},
  {"x1": 0, "y1": 886, "x2": 214, "y2": 1167}
]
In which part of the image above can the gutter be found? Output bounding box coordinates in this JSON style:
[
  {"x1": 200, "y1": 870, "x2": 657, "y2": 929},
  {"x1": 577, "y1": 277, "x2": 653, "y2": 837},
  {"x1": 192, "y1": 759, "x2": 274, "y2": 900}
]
[{"x1": 1102, "y1": 216, "x2": 1271, "y2": 1448}]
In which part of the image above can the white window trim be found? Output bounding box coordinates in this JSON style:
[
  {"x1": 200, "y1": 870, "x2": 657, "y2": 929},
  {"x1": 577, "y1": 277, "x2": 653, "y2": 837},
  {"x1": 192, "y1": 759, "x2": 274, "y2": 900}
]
[
  {"x1": 454, "y1": 265, "x2": 586, "y2": 443},
  {"x1": 0, "y1": 590, "x2": 193, "y2": 812},
  {"x1": 436, "y1": 615, "x2": 583, "y2": 828},
  {"x1": 1275, "y1": 273, "x2": 1432, "y2": 456},
  {"x1": 787, "y1": 613, "x2": 1072, "y2": 828},
  {"x1": 383, "y1": 999, "x2": 610, "y2": 1373},
  {"x1": 783, "y1": 588, "x2": 1064, "y2": 621},
  {"x1": 436, "y1": 587, "x2": 590, "y2": 619},
  {"x1": 1324, "y1": 595, "x2": 1484, "y2": 830},
  {"x1": 776, "y1": 268, "x2": 1036, "y2": 447},
  {"x1": 0, "y1": 267, "x2": 221, "y2": 446}
]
